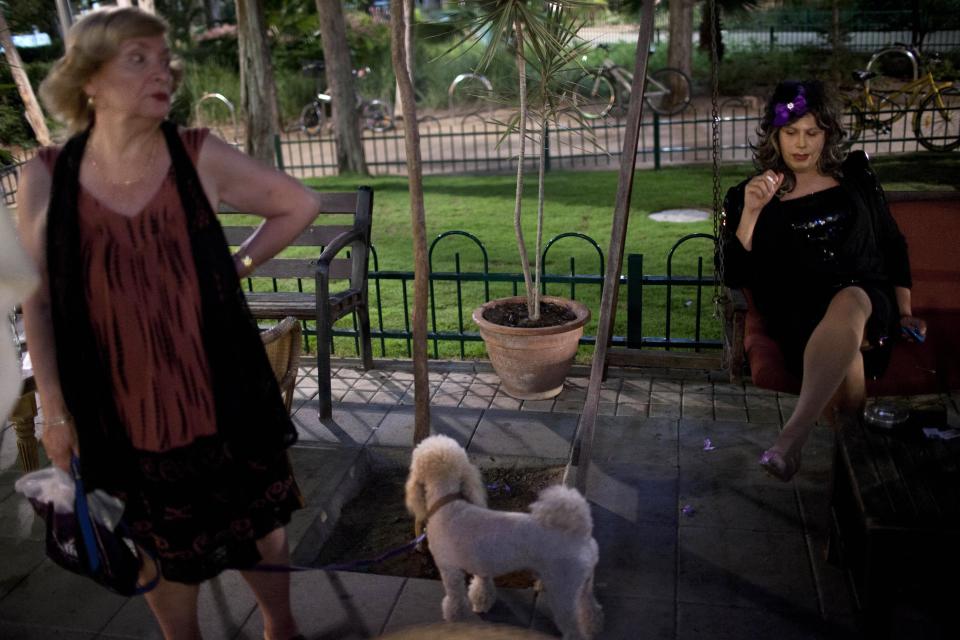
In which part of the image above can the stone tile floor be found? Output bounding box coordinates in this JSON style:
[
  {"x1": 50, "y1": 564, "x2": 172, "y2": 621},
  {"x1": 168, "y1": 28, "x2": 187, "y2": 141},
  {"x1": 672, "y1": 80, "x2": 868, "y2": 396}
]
[{"x1": 1, "y1": 360, "x2": 956, "y2": 639}]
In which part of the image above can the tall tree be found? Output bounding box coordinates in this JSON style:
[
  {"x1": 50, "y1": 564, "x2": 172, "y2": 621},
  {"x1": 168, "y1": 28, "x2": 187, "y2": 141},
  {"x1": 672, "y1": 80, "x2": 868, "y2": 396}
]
[
  {"x1": 389, "y1": 0, "x2": 430, "y2": 445},
  {"x1": 667, "y1": 0, "x2": 694, "y2": 105},
  {"x1": 0, "y1": 8, "x2": 51, "y2": 146},
  {"x1": 315, "y1": 0, "x2": 368, "y2": 175},
  {"x1": 236, "y1": 0, "x2": 280, "y2": 165}
]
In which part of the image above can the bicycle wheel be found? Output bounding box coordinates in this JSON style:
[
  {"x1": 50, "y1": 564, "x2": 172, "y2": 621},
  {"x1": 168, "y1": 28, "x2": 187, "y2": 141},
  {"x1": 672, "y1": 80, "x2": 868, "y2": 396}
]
[
  {"x1": 914, "y1": 86, "x2": 960, "y2": 151},
  {"x1": 841, "y1": 100, "x2": 864, "y2": 148},
  {"x1": 361, "y1": 100, "x2": 394, "y2": 132},
  {"x1": 572, "y1": 72, "x2": 616, "y2": 120},
  {"x1": 645, "y1": 67, "x2": 691, "y2": 115},
  {"x1": 300, "y1": 102, "x2": 324, "y2": 135}
]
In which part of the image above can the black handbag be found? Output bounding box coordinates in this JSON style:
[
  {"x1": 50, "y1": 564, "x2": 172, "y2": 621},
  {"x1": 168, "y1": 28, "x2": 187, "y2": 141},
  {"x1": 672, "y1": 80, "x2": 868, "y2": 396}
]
[{"x1": 28, "y1": 457, "x2": 158, "y2": 596}]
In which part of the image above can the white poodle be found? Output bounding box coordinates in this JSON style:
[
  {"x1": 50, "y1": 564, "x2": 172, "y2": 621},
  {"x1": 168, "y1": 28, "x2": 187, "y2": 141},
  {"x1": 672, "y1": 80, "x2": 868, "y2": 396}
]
[{"x1": 405, "y1": 435, "x2": 602, "y2": 640}]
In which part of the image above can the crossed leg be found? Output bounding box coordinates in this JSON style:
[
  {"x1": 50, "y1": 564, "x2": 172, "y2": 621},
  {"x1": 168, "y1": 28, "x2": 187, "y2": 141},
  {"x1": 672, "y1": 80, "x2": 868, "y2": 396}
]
[{"x1": 761, "y1": 286, "x2": 872, "y2": 481}]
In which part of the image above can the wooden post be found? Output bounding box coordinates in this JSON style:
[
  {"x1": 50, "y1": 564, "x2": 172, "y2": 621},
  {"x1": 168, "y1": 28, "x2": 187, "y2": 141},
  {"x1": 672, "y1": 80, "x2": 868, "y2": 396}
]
[
  {"x1": 10, "y1": 391, "x2": 39, "y2": 472},
  {"x1": 390, "y1": 0, "x2": 431, "y2": 445},
  {"x1": 568, "y1": 1, "x2": 657, "y2": 493},
  {"x1": 0, "y1": 10, "x2": 52, "y2": 146}
]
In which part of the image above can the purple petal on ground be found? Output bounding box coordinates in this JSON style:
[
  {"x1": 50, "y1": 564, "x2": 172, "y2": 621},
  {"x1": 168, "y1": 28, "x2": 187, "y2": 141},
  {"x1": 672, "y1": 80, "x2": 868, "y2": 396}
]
[
  {"x1": 681, "y1": 504, "x2": 695, "y2": 516},
  {"x1": 703, "y1": 438, "x2": 716, "y2": 451}
]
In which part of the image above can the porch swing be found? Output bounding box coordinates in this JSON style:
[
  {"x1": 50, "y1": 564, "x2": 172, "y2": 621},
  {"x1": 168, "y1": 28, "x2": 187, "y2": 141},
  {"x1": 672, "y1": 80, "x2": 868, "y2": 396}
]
[{"x1": 568, "y1": 0, "x2": 960, "y2": 492}]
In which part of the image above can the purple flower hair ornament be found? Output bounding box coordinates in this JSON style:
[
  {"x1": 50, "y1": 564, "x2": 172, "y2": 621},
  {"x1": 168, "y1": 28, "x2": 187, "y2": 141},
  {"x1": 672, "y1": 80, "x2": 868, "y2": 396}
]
[{"x1": 772, "y1": 86, "x2": 808, "y2": 127}]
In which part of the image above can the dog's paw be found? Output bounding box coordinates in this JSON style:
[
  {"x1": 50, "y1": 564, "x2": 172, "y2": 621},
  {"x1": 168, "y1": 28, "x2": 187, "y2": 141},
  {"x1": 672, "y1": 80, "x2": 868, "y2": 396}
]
[{"x1": 468, "y1": 576, "x2": 496, "y2": 613}]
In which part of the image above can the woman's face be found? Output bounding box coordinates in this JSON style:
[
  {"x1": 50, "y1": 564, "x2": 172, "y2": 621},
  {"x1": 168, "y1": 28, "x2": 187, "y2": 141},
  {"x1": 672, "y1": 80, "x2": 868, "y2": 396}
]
[
  {"x1": 84, "y1": 34, "x2": 172, "y2": 121},
  {"x1": 776, "y1": 113, "x2": 826, "y2": 176}
]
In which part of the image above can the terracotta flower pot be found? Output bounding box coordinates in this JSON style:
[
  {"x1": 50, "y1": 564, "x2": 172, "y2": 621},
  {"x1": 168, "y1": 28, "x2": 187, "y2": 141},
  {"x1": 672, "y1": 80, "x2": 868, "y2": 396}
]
[{"x1": 473, "y1": 296, "x2": 590, "y2": 400}]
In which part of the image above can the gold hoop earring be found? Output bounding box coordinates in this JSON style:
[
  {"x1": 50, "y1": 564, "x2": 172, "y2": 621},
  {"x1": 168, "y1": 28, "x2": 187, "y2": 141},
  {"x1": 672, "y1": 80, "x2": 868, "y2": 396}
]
[{"x1": 87, "y1": 96, "x2": 95, "y2": 110}]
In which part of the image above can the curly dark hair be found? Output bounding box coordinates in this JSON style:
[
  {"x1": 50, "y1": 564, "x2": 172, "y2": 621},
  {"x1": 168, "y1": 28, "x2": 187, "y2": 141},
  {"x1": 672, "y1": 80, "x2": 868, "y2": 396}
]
[{"x1": 753, "y1": 80, "x2": 847, "y2": 194}]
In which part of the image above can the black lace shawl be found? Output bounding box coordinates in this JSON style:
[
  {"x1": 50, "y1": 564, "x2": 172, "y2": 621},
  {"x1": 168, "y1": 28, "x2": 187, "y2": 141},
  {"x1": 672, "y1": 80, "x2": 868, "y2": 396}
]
[{"x1": 46, "y1": 121, "x2": 297, "y2": 494}]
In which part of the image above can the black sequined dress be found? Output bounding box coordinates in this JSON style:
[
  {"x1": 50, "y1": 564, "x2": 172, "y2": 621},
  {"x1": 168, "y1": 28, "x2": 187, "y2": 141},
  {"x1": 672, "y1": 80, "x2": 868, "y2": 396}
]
[{"x1": 721, "y1": 153, "x2": 912, "y2": 379}]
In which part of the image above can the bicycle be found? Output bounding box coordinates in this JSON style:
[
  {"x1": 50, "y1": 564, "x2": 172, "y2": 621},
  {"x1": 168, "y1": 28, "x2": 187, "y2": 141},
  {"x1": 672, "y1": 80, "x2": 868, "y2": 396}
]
[
  {"x1": 843, "y1": 43, "x2": 959, "y2": 152},
  {"x1": 571, "y1": 44, "x2": 691, "y2": 119},
  {"x1": 299, "y1": 61, "x2": 394, "y2": 134}
]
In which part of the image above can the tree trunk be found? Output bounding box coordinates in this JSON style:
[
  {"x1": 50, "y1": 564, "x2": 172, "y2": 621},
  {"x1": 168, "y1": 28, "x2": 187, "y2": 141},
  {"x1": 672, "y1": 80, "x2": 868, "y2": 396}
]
[
  {"x1": 667, "y1": 0, "x2": 694, "y2": 79},
  {"x1": 315, "y1": 0, "x2": 369, "y2": 175},
  {"x1": 389, "y1": 0, "x2": 430, "y2": 445},
  {"x1": 53, "y1": 0, "x2": 72, "y2": 42},
  {"x1": 139, "y1": 0, "x2": 156, "y2": 14},
  {"x1": 236, "y1": 0, "x2": 280, "y2": 166},
  {"x1": 697, "y1": 0, "x2": 723, "y2": 61},
  {"x1": 0, "y1": 10, "x2": 51, "y2": 146},
  {"x1": 393, "y1": 0, "x2": 414, "y2": 120}
]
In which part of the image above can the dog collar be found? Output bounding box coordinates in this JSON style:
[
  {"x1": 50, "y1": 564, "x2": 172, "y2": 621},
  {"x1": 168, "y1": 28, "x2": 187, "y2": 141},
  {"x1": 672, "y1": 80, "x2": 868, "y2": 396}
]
[{"x1": 425, "y1": 492, "x2": 466, "y2": 521}]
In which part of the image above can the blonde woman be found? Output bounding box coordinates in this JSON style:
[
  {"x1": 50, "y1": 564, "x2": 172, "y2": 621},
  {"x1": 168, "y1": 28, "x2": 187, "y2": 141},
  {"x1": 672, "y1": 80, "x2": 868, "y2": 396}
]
[{"x1": 18, "y1": 7, "x2": 318, "y2": 639}]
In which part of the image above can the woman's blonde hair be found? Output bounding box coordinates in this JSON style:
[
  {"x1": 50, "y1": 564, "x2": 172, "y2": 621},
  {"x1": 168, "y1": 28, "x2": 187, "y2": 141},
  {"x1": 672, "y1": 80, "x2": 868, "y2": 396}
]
[{"x1": 39, "y1": 7, "x2": 183, "y2": 134}]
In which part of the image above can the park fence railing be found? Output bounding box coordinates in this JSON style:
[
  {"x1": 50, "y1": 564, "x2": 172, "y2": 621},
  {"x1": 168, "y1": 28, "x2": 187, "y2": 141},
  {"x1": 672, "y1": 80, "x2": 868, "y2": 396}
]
[
  {"x1": 274, "y1": 102, "x2": 948, "y2": 180},
  {"x1": 241, "y1": 230, "x2": 722, "y2": 363}
]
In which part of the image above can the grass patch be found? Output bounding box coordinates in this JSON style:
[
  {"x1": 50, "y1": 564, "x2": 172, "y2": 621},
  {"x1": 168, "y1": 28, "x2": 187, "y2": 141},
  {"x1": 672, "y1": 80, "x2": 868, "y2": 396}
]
[{"x1": 236, "y1": 155, "x2": 956, "y2": 362}]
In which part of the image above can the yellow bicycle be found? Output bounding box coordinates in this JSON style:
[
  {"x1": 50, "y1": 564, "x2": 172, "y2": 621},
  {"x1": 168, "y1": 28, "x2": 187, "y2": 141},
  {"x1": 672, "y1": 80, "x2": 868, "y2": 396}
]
[{"x1": 844, "y1": 43, "x2": 959, "y2": 151}]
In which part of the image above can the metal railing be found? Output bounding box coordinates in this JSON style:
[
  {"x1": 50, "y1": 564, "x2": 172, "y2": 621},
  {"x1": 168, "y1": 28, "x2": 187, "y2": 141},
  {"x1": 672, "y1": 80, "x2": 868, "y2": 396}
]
[{"x1": 242, "y1": 231, "x2": 722, "y2": 362}]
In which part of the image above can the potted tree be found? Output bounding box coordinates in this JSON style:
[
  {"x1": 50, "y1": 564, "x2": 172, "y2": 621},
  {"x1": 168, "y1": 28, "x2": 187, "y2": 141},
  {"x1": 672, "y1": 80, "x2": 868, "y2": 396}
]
[{"x1": 463, "y1": 1, "x2": 595, "y2": 399}]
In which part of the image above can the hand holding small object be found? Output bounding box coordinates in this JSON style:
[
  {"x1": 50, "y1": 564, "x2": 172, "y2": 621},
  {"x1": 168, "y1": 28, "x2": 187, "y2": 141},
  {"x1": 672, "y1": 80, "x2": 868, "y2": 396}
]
[{"x1": 899, "y1": 315, "x2": 927, "y2": 343}]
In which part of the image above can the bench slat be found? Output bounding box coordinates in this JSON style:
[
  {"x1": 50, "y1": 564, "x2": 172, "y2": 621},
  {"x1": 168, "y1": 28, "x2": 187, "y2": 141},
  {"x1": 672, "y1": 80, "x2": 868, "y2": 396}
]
[
  {"x1": 222, "y1": 225, "x2": 355, "y2": 247},
  {"x1": 249, "y1": 258, "x2": 353, "y2": 280}
]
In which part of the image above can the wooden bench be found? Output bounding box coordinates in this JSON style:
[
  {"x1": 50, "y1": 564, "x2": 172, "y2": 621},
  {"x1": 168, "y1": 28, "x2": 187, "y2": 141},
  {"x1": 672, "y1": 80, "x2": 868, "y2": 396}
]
[
  {"x1": 221, "y1": 187, "x2": 374, "y2": 420},
  {"x1": 724, "y1": 190, "x2": 960, "y2": 396}
]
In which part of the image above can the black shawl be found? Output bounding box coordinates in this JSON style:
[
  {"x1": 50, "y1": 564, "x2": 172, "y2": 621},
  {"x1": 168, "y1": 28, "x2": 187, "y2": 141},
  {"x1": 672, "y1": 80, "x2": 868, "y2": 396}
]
[{"x1": 46, "y1": 121, "x2": 297, "y2": 493}]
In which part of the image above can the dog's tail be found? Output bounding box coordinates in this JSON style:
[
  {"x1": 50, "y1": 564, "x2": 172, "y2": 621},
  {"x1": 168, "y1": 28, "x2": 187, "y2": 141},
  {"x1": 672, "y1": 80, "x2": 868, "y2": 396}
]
[{"x1": 529, "y1": 485, "x2": 592, "y2": 537}]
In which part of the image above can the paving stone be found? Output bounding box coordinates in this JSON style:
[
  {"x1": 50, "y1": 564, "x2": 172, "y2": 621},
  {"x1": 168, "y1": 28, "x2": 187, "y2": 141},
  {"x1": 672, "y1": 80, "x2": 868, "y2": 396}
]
[
  {"x1": 683, "y1": 381, "x2": 714, "y2": 395},
  {"x1": 287, "y1": 446, "x2": 362, "y2": 504},
  {"x1": 618, "y1": 388, "x2": 650, "y2": 403},
  {"x1": 489, "y1": 395, "x2": 523, "y2": 410},
  {"x1": 351, "y1": 379, "x2": 382, "y2": 392},
  {"x1": 677, "y1": 601, "x2": 852, "y2": 640},
  {"x1": 677, "y1": 527, "x2": 818, "y2": 614},
  {"x1": 651, "y1": 391, "x2": 682, "y2": 404},
  {"x1": 747, "y1": 409, "x2": 782, "y2": 424},
  {"x1": 0, "y1": 622, "x2": 96, "y2": 639},
  {"x1": 371, "y1": 390, "x2": 404, "y2": 405},
  {"x1": 683, "y1": 393, "x2": 713, "y2": 408},
  {"x1": 102, "y1": 569, "x2": 256, "y2": 639},
  {"x1": 713, "y1": 407, "x2": 748, "y2": 422},
  {"x1": 432, "y1": 393, "x2": 464, "y2": 407},
  {"x1": 532, "y1": 594, "x2": 674, "y2": 640},
  {"x1": 475, "y1": 372, "x2": 501, "y2": 384},
  {"x1": 590, "y1": 415, "x2": 678, "y2": 466},
  {"x1": 678, "y1": 460, "x2": 802, "y2": 533},
  {"x1": 389, "y1": 371, "x2": 416, "y2": 382},
  {"x1": 713, "y1": 395, "x2": 745, "y2": 410},
  {"x1": 586, "y1": 460, "x2": 678, "y2": 526},
  {"x1": 553, "y1": 400, "x2": 584, "y2": 414},
  {"x1": 382, "y1": 577, "x2": 536, "y2": 635},
  {"x1": 369, "y1": 406, "x2": 482, "y2": 449},
  {"x1": 616, "y1": 402, "x2": 649, "y2": 417},
  {"x1": 446, "y1": 373, "x2": 474, "y2": 383},
  {"x1": 679, "y1": 419, "x2": 781, "y2": 468},
  {"x1": 681, "y1": 406, "x2": 714, "y2": 419},
  {"x1": 567, "y1": 376, "x2": 591, "y2": 388},
  {"x1": 520, "y1": 399, "x2": 555, "y2": 413},
  {"x1": 555, "y1": 388, "x2": 587, "y2": 402},
  {"x1": 649, "y1": 403, "x2": 681, "y2": 418},
  {"x1": 341, "y1": 389, "x2": 377, "y2": 404},
  {"x1": 592, "y1": 510, "x2": 676, "y2": 598},
  {"x1": 0, "y1": 488, "x2": 45, "y2": 542},
  {"x1": 337, "y1": 368, "x2": 363, "y2": 378},
  {"x1": 469, "y1": 410, "x2": 577, "y2": 461},
  {"x1": 651, "y1": 379, "x2": 683, "y2": 393},
  {"x1": 0, "y1": 559, "x2": 129, "y2": 630},
  {"x1": 713, "y1": 383, "x2": 746, "y2": 396},
  {"x1": 597, "y1": 401, "x2": 618, "y2": 416},
  {"x1": 460, "y1": 394, "x2": 492, "y2": 410},
  {"x1": 622, "y1": 377, "x2": 652, "y2": 391},
  {"x1": 291, "y1": 403, "x2": 388, "y2": 447},
  {"x1": 0, "y1": 538, "x2": 45, "y2": 600},
  {"x1": 467, "y1": 383, "x2": 498, "y2": 397},
  {"x1": 239, "y1": 570, "x2": 406, "y2": 639},
  {"x1": 598, "y1": 388, "x2": 620, "y2": 402}
]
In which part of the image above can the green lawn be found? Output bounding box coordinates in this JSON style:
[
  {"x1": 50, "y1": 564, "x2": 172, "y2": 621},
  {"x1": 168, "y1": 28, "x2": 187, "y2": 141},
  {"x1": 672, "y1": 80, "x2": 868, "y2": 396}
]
[{"x1": 255, "y1": 152, "x2": 957, "y2": 361}]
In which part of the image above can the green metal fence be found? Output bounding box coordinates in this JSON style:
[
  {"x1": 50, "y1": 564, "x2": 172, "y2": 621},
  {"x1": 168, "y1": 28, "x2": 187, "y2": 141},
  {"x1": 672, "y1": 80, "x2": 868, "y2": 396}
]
[{"x1": 243, "y1": 231, "x2": 722, "y2": 362}]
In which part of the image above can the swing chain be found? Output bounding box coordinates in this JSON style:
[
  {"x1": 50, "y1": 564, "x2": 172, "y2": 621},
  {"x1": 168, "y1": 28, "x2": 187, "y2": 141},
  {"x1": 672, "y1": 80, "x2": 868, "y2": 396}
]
[{"x1": 709, "y1": 0, "x2": 727, "y2": 318}]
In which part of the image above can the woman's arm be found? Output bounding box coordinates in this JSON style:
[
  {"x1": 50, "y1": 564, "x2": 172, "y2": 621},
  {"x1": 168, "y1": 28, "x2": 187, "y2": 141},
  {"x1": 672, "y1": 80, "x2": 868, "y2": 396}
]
[
  {"x1": 196, "y1": 134, "x2": 321, "y2": 278},
  {"x1": 16, "y1": 157, "x2": 78, "y2": 471}
]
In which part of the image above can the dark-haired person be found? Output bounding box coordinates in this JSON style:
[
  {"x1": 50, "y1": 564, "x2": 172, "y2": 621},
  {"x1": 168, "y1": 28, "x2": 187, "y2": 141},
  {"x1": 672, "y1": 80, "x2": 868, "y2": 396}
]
[
  {"x1": 17, "y1": 7, "x2": 318, "y2": 638},
  {"x1": 721, "y1": 80, "x2": 925, "y2": 481}
]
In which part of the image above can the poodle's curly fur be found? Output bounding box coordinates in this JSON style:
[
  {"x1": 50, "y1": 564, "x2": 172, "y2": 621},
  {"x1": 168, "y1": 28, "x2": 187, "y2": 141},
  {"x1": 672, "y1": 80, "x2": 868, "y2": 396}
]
[{"x1": 405, "y1": 435, "x2": 602, "y2": 640}]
